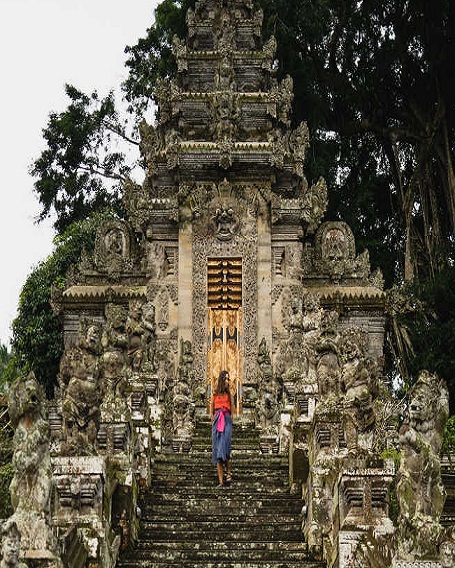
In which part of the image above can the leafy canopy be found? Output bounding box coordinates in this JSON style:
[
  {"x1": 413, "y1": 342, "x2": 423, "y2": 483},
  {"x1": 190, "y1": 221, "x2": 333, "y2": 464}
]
[{"x1": 11, "y1": 211, "x2": 117, "y2": 396}]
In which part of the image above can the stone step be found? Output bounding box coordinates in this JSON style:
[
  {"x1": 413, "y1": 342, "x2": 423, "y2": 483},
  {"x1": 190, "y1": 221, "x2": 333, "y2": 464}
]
[
  {"x1": 151, "y1": 468, "x2": 288, "y2": 482},
  {"x1": 135, "y1": 541, "x2": 306, "y2": 553},
  {"x1": 116, "y1": 421, "x2": 317, "y2": 568},
  {"x1": 145, "y1": 496, "x2": 302, "y2": 514},
  {"x1": 139, "y1": 520, "x2": 303, "y2": 538},
  {"x1": 118, "y1": 561, "x2": 323, "y2": 568},
  {"x1": 153, "y1": 452, "x2": 286, "y2": 465},
  {"x1": 118, "y1": 547, "x2": 308, "y2": 563},
  {"x1": 149, "y1": 480, "x2": 290, "y2": 493}
]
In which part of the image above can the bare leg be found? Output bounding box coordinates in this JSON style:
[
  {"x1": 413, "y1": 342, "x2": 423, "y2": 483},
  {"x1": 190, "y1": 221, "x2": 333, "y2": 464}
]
[
  {"x1": 225, "y1": 458, "x2": 232, "y2": 483},
  {"x1": 216, "y1": 461, "x2": 224, "y2": 485}
]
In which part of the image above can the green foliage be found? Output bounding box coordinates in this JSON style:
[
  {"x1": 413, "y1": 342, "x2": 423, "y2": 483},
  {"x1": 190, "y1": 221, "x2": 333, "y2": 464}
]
[
  {"x1": 443, "y1": 414, "x2": 455, "y2": 457},
  {"x1": 405, "y1": 267, "x2": 455, "y2": 410},
  {"x1": 385, "y1": 266, "x2": 455, "y2": 407},
  {"x1": 0, "y1": 462, "x2": 13, "y2": 519},
  {"x1": 30, "y1": 85, "x2": 136, "y2": 235},
  {"x1": 260, "y1": 0, "x2": 455, "y2": 284},
  {"x1": 11, "y1": 211, "x2": 117, "y2": 396},
  {"x1": 0, "y1": 344, "x2": 18, "y2": 394},
  {"x1": 123, "y1": 0, "x2": 197, "y2": 117}
]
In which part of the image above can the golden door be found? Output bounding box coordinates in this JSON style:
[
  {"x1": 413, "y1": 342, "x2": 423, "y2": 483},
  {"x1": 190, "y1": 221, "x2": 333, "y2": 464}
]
[{"x1": 207, "y1": 307, "x2": 242, "y2": 415}]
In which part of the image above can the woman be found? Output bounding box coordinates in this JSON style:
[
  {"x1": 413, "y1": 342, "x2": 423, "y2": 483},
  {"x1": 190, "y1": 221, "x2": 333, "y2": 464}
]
[{"x1": 211, "y1": 370, "x2": 233, "y2": 487}]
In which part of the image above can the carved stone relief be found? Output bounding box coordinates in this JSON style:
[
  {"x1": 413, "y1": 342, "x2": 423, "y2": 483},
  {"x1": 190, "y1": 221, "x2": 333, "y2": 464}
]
[
  {"x1": 311, "y1": 221, "x2": 371, "y2": 283},
  {"x1": 191, "y1": 181, "x2": 260, "y2": 397},
  {"x1": 58, "y1": 318, "x2": 103, "y2": 456},
  {"x1": 94, "y1": 220, "x2": 134, "y2": 277}
]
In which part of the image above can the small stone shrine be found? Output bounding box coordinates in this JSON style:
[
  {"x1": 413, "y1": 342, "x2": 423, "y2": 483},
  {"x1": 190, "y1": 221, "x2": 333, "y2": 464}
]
[{"x1": 3, "y1": 1, "x2": 454, "y2": 567}]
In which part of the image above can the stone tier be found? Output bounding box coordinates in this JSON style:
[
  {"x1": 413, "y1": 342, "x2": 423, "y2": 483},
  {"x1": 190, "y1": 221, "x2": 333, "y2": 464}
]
[
  {"x1": 186, "y1": 0, "x2": 264, "y2": 52},
  {"x1": 159, "y1": 88, "x2": 293, "y2": 142}
]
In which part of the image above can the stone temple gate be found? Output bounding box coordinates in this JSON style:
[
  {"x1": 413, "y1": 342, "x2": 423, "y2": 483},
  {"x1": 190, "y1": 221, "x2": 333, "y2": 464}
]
[{"x1": 5, "y1": 1, "x2": 454, "y2": 567}]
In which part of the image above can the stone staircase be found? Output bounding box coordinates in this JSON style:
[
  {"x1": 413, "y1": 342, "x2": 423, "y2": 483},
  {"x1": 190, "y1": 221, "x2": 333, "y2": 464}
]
[{"x1": 117, "y1": 418, "x2": 325, "y2": 568}]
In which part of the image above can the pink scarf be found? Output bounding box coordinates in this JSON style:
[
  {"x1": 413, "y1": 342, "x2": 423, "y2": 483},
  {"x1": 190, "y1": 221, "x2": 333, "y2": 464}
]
[{"x1": 215, "y1": 408, "x2": 230, "y2": 432}]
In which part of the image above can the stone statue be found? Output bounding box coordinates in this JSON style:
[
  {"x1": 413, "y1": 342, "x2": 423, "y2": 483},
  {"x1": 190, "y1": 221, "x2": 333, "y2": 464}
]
[
  {"x1": 101, "y1": 304, "x2": 128, "y2": 398},
  {"x1": 440, "y1": 529, "x2": 455, "y2": 568},
  {"x1": 0, "y1": 521, "x2": 26, "y2": 568},
  {"x1": 142, "y1": 301, "x2": 157, "y2": 373},
  {"x1": 278, "y1": 296, "x2": 307, "y2": 384},
  {"x1": 126, "y1": 300, "x2": 147, "y2": 372},
  {"x1": 8, "y1": 373, "x2": 59, "y2": 557},
  {"x1": 396, "y1": 370, "x2": 449, "y2": 561},
  {"x1": 339, "y1": 328, "x2": 376, "y2": 456},
  {"x1": 256, "y1": 338, "x2": 281, "y2": 429},
  {"x1": 8, "y1": 372, "x2": 51, "y2": 518},
  {"x1": 59, "y1": 319, "x2": 103, "y2": 455}
]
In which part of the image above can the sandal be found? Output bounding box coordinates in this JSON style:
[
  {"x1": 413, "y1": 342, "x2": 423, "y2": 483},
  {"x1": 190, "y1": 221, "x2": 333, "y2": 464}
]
[{"x1": 225, "y1": 473, "x2": 232, "y2": 484}]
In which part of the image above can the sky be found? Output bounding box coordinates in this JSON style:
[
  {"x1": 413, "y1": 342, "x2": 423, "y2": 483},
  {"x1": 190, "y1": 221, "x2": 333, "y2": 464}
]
[{"x1": 0, "y1": 0, "x2": 160, "y2": 347}]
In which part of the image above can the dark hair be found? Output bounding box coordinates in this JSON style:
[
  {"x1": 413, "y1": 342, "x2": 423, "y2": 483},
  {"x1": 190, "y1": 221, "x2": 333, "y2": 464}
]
[{"x1": 215, "y1": 370, "x2": 230, "y2": 395}]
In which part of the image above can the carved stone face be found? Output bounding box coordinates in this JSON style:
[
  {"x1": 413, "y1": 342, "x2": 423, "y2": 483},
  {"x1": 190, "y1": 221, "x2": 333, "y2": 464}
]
[
  {"x1": 440, "y1": 539, "x2": 455, "y2": 567},
  {"x1": 84, "y1": 324, "x2": 101, "y2": 353},
  {"x1": 1, "y1": 533, "x2": 19, "y2": 567},
  {"x1": 214, "y1": 205, "x2": 238, "y2": 241},
  {"x1": 408, "y1": 384, "x2": 432, "y2": 427},
  {"x1": 343, "y1": 339, "x2": 360, "y2": 362}
]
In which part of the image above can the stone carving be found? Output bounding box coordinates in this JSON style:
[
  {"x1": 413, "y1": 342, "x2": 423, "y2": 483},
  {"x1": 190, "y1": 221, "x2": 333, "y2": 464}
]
[
  {"x1": 311, "y1": 221, "x2": 371, "y2": 283},
  {"x1": 211, "y1": 203, "x2": 239, "y2": 241},
  {"x1": 289, "y1": 121, "x2": 310, "y2": 177},
  {"x1": 340, "y1": 328, "x2": 377, "y2": 456},
  {"x1": 139, "y1": 120, "x2": 160, "y2": 178},
  {"x1": 154, "y1": 78, "x2": 180, "y2": 125},
  {"x1": 262, "y1": 35, "x2": 277, "y2": 71},
  {"x1": 440, "y1": 528, "x2": 455, "y2": 567},
  {"x1": 58, "y1": 319, "x2": 103, "y2": 456},
  {"x1": 164, "y1": 128, "x2": 182, "y2": 170},
  {"x1": 301, "y1": 177, "x2": 328, "y2": 234},
  {"x1": 276, "y1": 75, "x2": 294, "y2": 126},
  {"x1": 101, "y1": 304, "x2": 128, "y2": 414},
  {"x1": 94, "y1": 220, "x2": 134, "y2": 277},
  {"x1": 8, "y1": 372, "x2": 59, "y2": 557},
  {"x1": 172, "y1": 35, "x2": 188, "y2": 74},
  {"x1": 256, "y1": 339, "x2": 280, "y2": 423},
  {"x1": 396, "y1": 371, "x2": 449, "y2": 561},
  {"x1": 0, "y1": 520, "x2": 26, "y2": 568},
  {"x1": 315, "y1": 315, "x2": 341, "y2": 402},
  {"x1": 211, "y1": 93, "x2": 240, "y2": 141},
  {"x1": 126, "y1": 300, "x2": 156, "y2": 373},
  {"x1": 215, "y1": 12, "x2": 236, "y2": 54},
  {"x1": 171, "y1": 340, "x2": 195, "y2": 451},
  {"x1": 278, "y1": 290, "x2": 323, "y2": 391}
]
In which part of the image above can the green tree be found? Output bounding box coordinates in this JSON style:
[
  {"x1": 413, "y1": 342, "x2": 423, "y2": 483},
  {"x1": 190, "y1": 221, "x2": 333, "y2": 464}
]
[
  {"x1": 11, "y1": 211, "x2": 117, "y2": 396},
  {"x1": 0, "y1": 344, "x2": 19, "y2": 394},
  {"x1": 30, "y1": 85, "x2": 138, "y2": 235}
]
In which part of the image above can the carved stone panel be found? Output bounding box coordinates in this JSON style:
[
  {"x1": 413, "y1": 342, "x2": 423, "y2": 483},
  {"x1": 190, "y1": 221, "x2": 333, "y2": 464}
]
[{"x1": 190, "y1": 181, "x2": 261, "y2": 403}]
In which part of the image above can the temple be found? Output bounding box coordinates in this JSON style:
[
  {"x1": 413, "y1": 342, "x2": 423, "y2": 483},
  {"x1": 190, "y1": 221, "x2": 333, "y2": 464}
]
[{"x1": 4, "y1": 1, "x2": 454, "y2": 567}]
